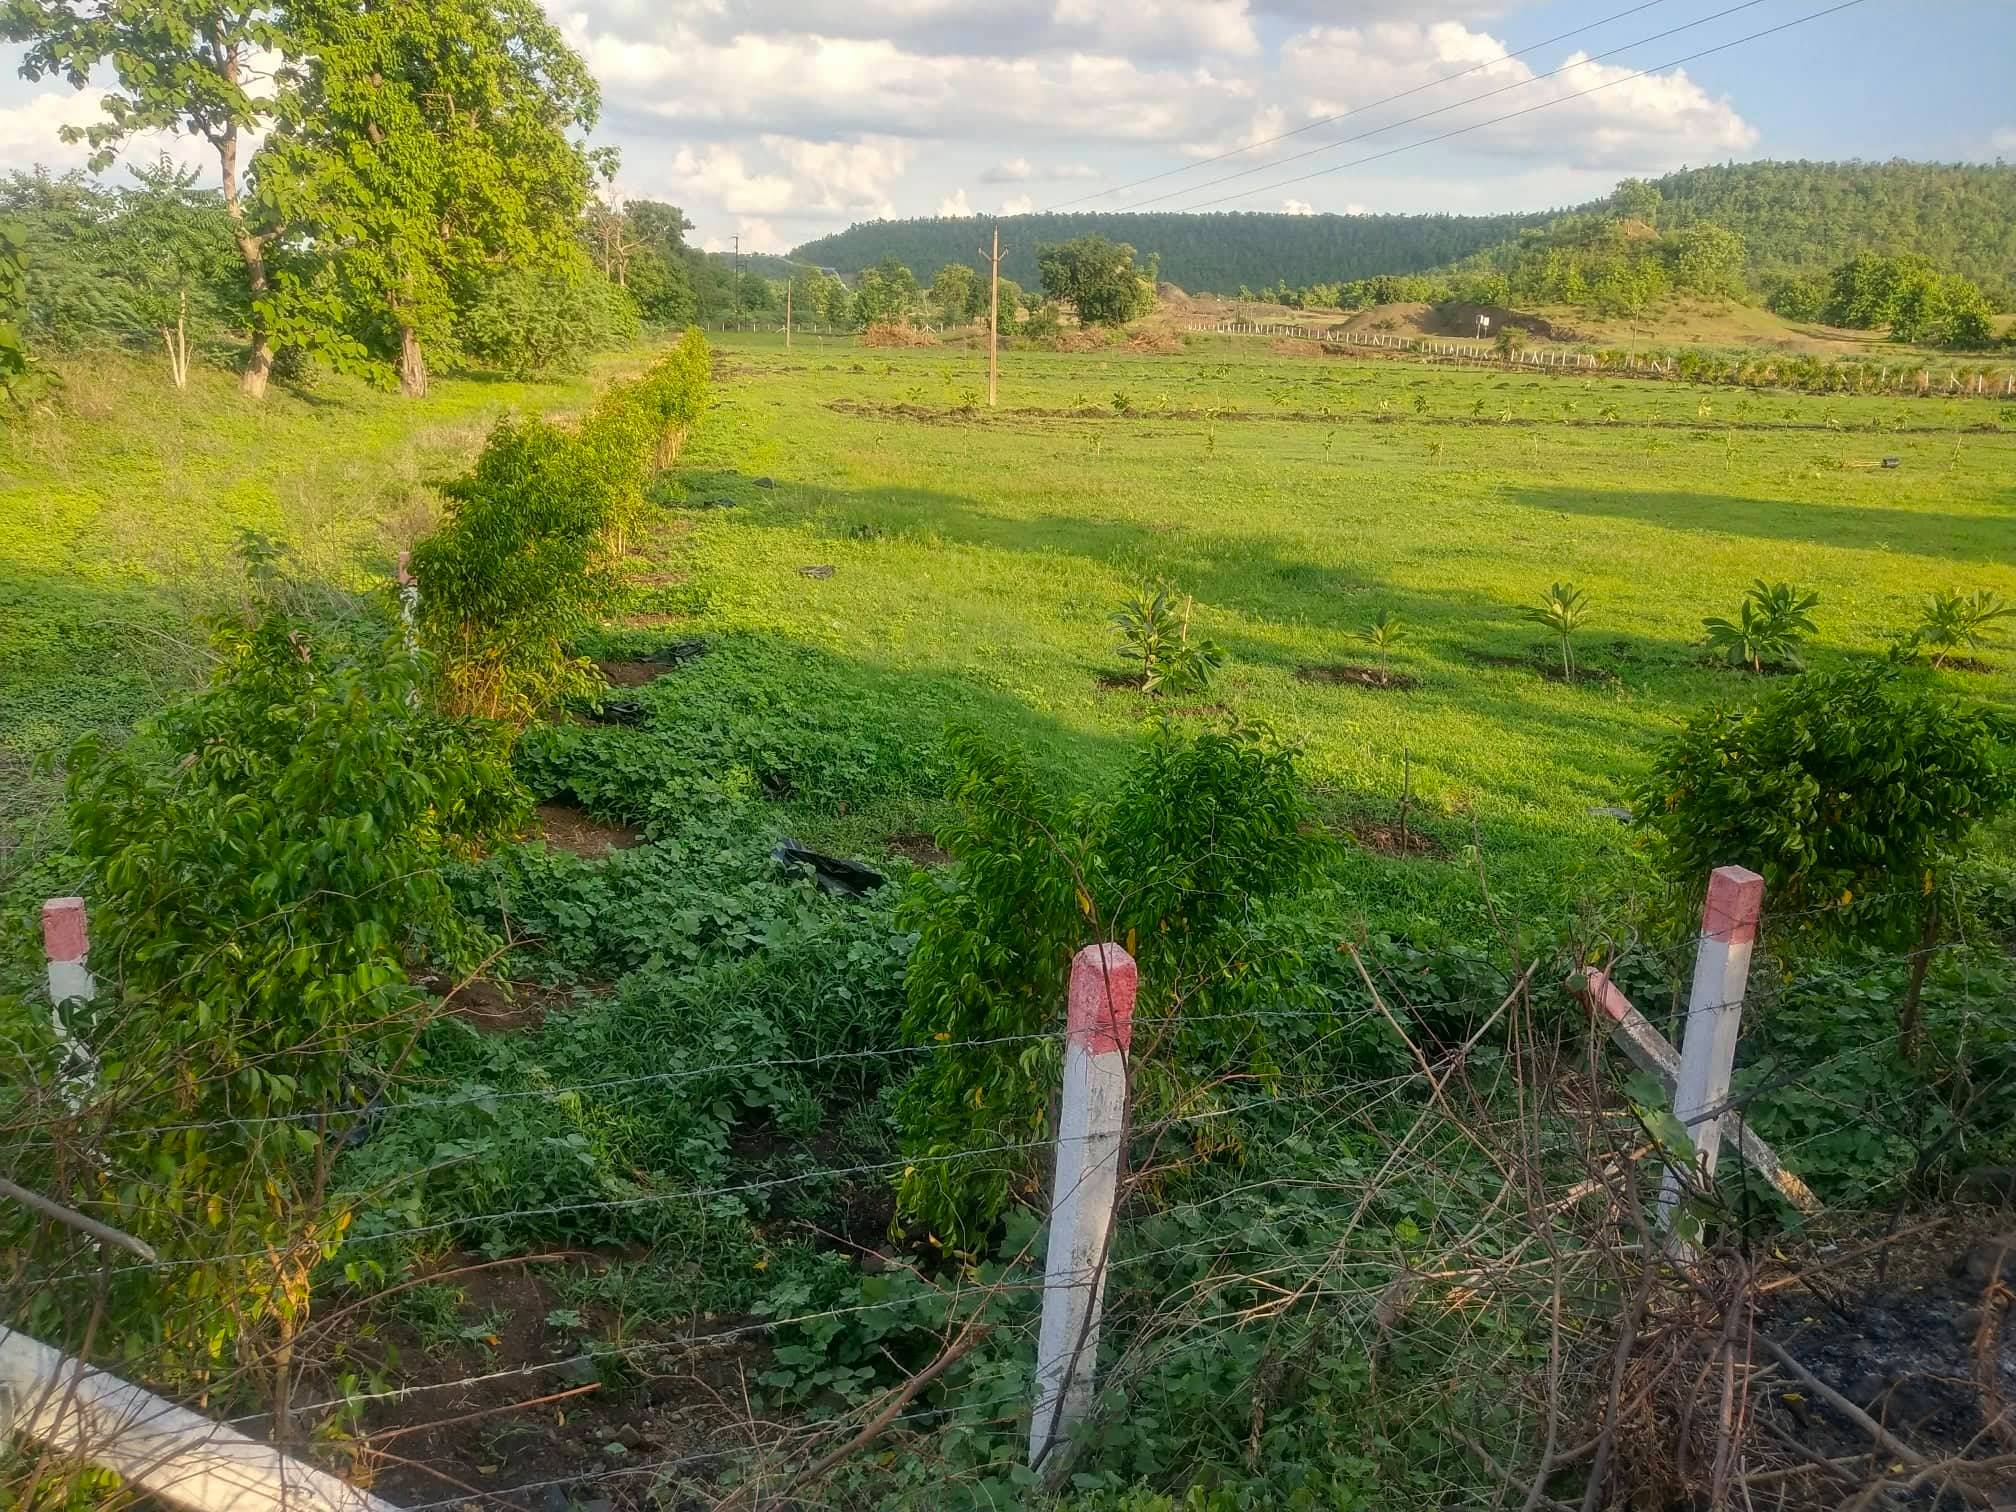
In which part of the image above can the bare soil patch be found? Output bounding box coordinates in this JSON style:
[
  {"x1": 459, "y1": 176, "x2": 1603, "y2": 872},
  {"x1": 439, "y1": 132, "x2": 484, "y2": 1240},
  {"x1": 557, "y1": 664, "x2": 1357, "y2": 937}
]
[
  {"x1": 335, "y1": 1257, "x2": 761, "y2": 1508},
  {"x1": 886, "y1": 832, "x2": 952, "y2": 867},
  {"x1": 1345, "y1": 817, "x2": 1446, "y2": 859},
  {"x1": 1296, "y1": 663, "x2": 1416, "y2": 691},
  {"x1": 597, "y1": 660, "x2": 663, "y2": 687},
  {"x1": 536, "y1": 802, "x2": 641, "y2": 859}
]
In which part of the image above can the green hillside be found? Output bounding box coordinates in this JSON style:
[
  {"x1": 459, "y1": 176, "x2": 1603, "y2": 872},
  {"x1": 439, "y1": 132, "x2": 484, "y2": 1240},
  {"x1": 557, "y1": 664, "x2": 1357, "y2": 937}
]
[
  {"x1": 795, "y1": 162, "x2": 2016, "y2": 305},
  {"x1": 790, "y1": 209, "x2": 1551, "y2": 292},
  {"x1": 1641, "y1": 160, "x2": 2016, "y2": 301}
]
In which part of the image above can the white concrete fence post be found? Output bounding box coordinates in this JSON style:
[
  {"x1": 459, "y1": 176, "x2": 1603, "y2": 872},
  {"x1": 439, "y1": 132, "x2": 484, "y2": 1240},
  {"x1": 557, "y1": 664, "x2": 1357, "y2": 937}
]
[
  {"x1": 41, "y1": 897, "x2": 97, "y2": 1109},
  {"x1": 0, "y1": 1325, "x2": 396, "y2": 1512},
  {"x1": 1029, "y1": 942, "x2": 1138, "y2": 1475},
  {"x1": 1657, "y1": 865, "x2": 1765, "y2": 1238}
]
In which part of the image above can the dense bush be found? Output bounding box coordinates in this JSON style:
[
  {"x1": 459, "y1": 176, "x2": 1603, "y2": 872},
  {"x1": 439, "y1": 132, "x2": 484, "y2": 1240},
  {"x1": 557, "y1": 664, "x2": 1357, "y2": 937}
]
[
  {"x1": 4, "y1": 568, "x2": 519, "y2": 1374},
  {"x1": 412, "y1": 334, "x2": 712, "y2": 722},
  {"x1": 458, "y1": 255, "x2": 640, "y2": 378},
  {"x1": 1635, "y1": 665, "x2": 2014, "y2": 945},
  {"x1": 891, "y1": 724, "x2": 1320, "y2": 1250}
]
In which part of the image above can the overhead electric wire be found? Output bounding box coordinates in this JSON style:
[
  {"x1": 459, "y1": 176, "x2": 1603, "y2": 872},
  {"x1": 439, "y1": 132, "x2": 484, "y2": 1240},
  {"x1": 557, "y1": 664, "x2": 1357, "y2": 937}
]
[
  {"x1": 1167, "y1": 0, "x2": 1871, "y2": 213},
  {"x1": 1041, "y1": 0, "x2": 1678, "y2": 212},
  {"x1": 1124, "y1": 0, "x2": 1779, "y2": 214}
]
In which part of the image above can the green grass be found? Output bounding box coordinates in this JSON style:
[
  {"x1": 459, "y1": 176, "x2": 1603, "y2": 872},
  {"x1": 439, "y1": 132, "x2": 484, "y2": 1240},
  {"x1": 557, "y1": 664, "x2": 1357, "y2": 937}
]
[
  {"x1": 6, "y1": 331, "x2": 2013, "y2": 930},
  {"x1": 623, "y1": 331, "x2": 2016, "y2": 932},
  {"x1": 0, "y1": 348, "x2": 655, "y2": 871}
]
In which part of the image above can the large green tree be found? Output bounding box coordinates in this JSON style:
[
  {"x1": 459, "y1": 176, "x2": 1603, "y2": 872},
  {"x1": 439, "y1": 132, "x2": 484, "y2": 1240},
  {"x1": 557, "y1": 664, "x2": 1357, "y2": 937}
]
[
  {"x1": 1, "y1": 0, "x2": 291, "y2": 395},
  {"x1": 1035, "y1": 233, "x2": 1154, "y2": 325},
  {"x1": 257, "y1": 0, "x2": 601, "y2": 395}
]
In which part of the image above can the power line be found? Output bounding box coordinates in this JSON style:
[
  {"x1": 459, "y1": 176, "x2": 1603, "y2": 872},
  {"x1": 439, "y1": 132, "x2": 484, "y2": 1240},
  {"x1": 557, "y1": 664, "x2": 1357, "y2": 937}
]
[
  {"x1": 1124, "y1": 0, "x2": 1775, "y2": 214},
  {"x1": 1042, "y1": 0, "x2": 1678, "y2": 213},
  {"x1": 1168, "y1": 0, "x2": 1871, "y2": 213}
]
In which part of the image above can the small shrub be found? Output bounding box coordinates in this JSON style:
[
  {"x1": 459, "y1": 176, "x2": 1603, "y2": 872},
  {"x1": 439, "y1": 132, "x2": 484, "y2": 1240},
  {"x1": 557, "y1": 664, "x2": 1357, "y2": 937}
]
[
  {"x1": 892, "y1": 725, "x2": 1317, "y2": 1248},
  {"x1": 1916, "y1": 587, "x2": 2014, "y2": 667},
  {"x1": 413, "y1": 337, "x2": 713, "y2": 723},
  {"x1": 1518, "y1": 581, "x2": 1592, "y2": 679},
  {"x1": 1702, "y1": 579, "x2": 1820, "y2": 673},
  {"x1": 1636, "y1": 665, "x2": 2014, "y2": 945},
  {"x1": 1361, "y1": 608, "x2": 1406, "y2": 683},
  {"x1": 17, "y1": 574, "x2": 519, "y2": 1375},
  {"x1": 1111, "y1": 389, "x2": 1133, "y2": 414},
  {"x1": 1111, "y1": 584, "x2": 1224, "y2": 695}
]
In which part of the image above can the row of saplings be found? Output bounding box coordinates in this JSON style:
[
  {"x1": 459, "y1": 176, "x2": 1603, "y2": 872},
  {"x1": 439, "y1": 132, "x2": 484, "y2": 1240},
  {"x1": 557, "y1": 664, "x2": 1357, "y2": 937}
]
[{"x1": 1112, "y1": 576, "x2": 2014, "y2": 694}]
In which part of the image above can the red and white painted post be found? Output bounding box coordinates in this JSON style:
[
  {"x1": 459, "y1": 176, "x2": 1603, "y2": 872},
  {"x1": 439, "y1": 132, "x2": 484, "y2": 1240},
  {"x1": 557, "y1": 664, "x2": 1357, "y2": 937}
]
[
  {"x1": 1657, "y1": 866, "x2": 1765, "y2": 1238},
  {"x1": 1029, "y1": 942, "x2": 1138, "y2": 1473},
  {"x1": 41, "y1": 896, "x2": 98, "y2": 1108}
]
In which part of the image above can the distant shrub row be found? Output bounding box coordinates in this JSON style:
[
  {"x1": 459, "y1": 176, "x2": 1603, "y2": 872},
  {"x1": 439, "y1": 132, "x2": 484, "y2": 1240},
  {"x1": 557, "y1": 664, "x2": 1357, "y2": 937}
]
[{"x1": 412, "y1": 328, "x2": 713, "y2": 724}]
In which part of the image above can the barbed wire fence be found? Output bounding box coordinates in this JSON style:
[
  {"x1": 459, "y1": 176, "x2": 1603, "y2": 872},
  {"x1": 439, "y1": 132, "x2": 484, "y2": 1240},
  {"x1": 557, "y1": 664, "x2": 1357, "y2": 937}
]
[{"x1": 5, "y1": 867, "x2": 2014, "y2": 1512}]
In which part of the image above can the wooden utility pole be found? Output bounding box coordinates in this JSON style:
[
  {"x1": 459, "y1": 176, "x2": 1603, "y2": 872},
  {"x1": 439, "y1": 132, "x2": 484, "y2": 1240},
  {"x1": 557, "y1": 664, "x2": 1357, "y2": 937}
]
[
  {"x1": 785, "y1": 280, "x2": 792, "y2": 350},
  {"x1": 980, "y1": 227, "x2": 1006, "y2": 407}
]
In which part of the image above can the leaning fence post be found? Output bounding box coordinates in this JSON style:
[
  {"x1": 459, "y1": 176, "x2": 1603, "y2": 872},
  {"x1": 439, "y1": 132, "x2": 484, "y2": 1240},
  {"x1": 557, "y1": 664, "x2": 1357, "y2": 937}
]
[
  {"x1": 1029, "y1": 942, "x2": 1137, "y2": 1476},
  {"x1": 1657, "y1": 866, "x2": 1765, "y2": 1237}
]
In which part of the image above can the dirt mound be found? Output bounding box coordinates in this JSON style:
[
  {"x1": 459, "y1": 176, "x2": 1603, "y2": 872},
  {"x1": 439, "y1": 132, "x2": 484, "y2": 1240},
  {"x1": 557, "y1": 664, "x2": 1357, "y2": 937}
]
[
  {"x1": 1425, "y1": 303, "x2": 1574, "y2": 341},
  {"x1": 858, "y1": 320, "x2": 938, "y2": 347},
  {"x1": 1336, "y1": 301, "x2": 1433, "y2": 335}
]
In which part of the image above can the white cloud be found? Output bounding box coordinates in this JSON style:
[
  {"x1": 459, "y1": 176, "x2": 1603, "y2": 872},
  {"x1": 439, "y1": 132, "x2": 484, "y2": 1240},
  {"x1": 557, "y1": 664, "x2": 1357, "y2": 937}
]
[
  {"x1": 982, "y1": 156, "x2": 1098, "y2": 183},
  {"x1": 563, "y1": 19, "x2": 1257, "y2": 147},
  {"x1": 564, "y1": 0, "x2": 1257, "y2": 63},
  {"x1": 999, "y1": 193, "x2": 1035, "y2": 215},
  {"x1": 1277, "y1": 22, "x2": 1756, "y2": 172},
  {"x1": 1282, "y1": 198, "x2": 1313, "y2": 214},
  {"x1": 0, "y1": 86, "x2": 220, "y2": 181},
  {"x1": 937, "y1": 188, "x2": 973, "y2": 216},
  {"x1": 1993, "y1": 126, "x2": 2016, "y2": 154},
  {"x1": 701, "y1": 216, "x2": 790, "y2": 254},
  {"x1": 982, "y1": 156, "x2": 1031, "y2": 183}
]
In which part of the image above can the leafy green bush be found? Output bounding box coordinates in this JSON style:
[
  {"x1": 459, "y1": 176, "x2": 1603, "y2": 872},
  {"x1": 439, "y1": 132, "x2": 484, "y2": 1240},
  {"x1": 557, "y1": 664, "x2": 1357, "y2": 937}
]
[
  {"x1": 6, "y1": 580, "x2": 518, "y2": 1373},
  {"x1": 1635, "y1": 665, "x2": 2014, "y2": 945},
  {"x1": 891, "y1": 724, "x2": 1318, "y2": 1250},
  {"x1": 1702, "y1": 579, "x2": 1820, "y2": 673},
  {"x1": 457, "y1": 255, "x2": 639, "y2": 378},
  {"x1": 412, "y1": 337, "x2": 713, "y2": 722},
  {"x1": 1110, "y1": 585, "x2": 1224, "y2": 695}
]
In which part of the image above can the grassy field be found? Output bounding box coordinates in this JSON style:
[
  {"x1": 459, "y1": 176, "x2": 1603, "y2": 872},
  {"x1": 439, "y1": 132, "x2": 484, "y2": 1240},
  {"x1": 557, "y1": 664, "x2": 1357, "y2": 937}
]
[
  {"x1": 6, "y1": 331, "x2": 2011, "y2": 927},
  {"x1": 7, "y1": 331, "x2": 2015, "y2": 1508},
  {"x1": 637, "y1": 330, "x2": 2016, "y2": 933},
  {"x1": 0, "y1": 350, "x2": 655, "y2": 873}
]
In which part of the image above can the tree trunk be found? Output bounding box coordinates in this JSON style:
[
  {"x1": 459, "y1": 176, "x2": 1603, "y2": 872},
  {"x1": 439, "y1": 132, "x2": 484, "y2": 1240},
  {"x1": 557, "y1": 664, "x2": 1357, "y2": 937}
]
[
  {"x1": 241, "y1": 334, "x2": 273, "y2": 399},
  {"x1": 1898, "y1": 899, "x2": 1940, "y2": 1065},
  {"x1": 398, "y1": 325, "x2": 428, "y2": 398}
]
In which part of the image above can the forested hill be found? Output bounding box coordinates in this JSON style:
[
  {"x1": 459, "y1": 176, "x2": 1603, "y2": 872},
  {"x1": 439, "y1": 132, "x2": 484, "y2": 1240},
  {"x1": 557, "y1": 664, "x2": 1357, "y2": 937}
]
[
  {"x1": 790, "y1": 209, "x2": 1553, "y2": 291},
  {"x1": 1631, "y1": 160, "x2": 2016, "y2": 297},
  {"x1": 794, "y1": 162, "x2": 2016, "y2": 302}
]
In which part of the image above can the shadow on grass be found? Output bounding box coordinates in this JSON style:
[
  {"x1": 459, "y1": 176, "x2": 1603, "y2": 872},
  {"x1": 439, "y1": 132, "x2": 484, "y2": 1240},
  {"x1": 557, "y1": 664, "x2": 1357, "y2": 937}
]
[{"x1": 1505, "y1": 484, "x2": 2013, "y2": 564}]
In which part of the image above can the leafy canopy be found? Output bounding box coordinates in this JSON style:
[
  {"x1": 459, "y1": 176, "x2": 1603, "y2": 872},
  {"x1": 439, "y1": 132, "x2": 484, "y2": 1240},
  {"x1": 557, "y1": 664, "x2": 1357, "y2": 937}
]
[
  {"x1": 1036, "y1": 233, "x2": 1155, "y2": 326},
  {"x1": 1635, "y1": 665, "x2": 2014, "y2": 945}
]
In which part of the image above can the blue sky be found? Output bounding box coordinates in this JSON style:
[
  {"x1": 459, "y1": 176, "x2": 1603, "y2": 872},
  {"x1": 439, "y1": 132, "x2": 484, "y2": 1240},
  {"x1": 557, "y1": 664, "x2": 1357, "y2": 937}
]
[{"x1": 0, "y1": 0, "x2": 2008, "y2": 252}]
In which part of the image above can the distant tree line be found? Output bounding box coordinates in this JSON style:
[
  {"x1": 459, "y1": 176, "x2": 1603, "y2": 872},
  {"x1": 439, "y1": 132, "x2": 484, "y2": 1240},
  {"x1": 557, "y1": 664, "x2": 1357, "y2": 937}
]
[
  {"x1": 790, "y1": 162, "x2": 2016, "y2": 320},
  {"x1": 791, "y1": 209, "x2": 1551, "y2": 293}
]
